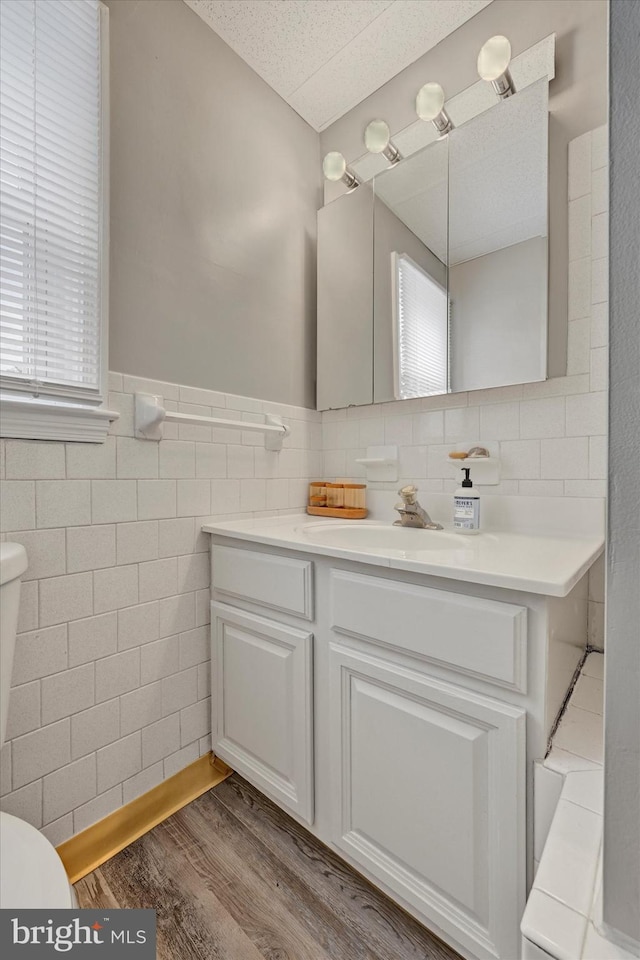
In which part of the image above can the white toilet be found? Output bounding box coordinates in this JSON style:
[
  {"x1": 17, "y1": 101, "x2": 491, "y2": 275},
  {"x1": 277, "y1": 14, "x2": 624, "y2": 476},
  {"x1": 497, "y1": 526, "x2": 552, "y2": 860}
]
[{"x1": 0, "y1": 542, "x2": 77, "y2": 908}]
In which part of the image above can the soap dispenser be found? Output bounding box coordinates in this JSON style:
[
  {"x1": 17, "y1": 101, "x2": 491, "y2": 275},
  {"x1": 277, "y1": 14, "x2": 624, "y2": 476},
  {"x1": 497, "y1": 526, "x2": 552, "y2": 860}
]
[{"x1": 453, "y1": 467, "x2": 480, "y2": 535}]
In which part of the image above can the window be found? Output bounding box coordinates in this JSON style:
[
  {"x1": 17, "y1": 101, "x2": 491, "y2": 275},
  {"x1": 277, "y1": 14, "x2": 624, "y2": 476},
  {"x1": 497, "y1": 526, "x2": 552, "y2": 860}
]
[
  {"x1": 0, "y1": 0, "x2": 113, "y2": 441},
  {"x1": 392, "y1": 252, "x2": 449, "y2": 400}
]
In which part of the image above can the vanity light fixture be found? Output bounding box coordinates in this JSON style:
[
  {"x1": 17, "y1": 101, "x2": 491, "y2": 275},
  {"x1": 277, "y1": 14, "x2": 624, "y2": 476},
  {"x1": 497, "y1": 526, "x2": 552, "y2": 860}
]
[
  {"x1": 322, "y1": 151, "x2": 360, "y2": 190},
  {"x1": 415, "y1": 82, "x2": 453, "y2": 136},
  {"x1": 477, "y1": 35, "x2": 515, "y2": 99},
  {"x1": 364, "y1": 119, "x2": 402, "y2": 165}
]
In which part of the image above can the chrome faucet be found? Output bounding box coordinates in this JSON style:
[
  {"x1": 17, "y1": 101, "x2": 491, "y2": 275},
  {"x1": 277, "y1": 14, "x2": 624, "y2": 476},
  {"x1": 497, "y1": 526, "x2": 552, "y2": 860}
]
[{"x1": 393, "y1": 485, "x2": 443, "y2": 530}]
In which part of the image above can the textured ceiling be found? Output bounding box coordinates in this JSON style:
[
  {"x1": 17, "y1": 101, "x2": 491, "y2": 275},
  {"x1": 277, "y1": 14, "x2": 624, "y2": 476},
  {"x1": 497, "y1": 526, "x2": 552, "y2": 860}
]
[{"x1": 183, "y1": 0, "x2": 493, "y2": 131}]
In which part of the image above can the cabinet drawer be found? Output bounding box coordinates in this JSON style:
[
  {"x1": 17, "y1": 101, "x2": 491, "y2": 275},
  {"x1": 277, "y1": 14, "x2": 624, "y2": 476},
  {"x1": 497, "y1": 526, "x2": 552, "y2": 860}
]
[
  {"x1": 331, "y1": 570, "x2": 527, "y2": 691},
  {"x1": 212, "y1": 545, "x2": 313, "y2": 620}
]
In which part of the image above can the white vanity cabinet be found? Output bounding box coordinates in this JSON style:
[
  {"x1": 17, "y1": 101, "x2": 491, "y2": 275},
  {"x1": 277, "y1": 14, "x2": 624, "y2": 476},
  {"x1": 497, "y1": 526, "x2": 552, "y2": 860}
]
[{"x1": 209, "y1": 535, "x2": 588, "y2": 960}]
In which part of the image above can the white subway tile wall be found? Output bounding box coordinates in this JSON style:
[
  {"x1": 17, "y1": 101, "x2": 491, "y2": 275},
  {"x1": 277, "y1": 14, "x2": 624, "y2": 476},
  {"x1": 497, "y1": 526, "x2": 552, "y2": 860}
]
[
  {"x1": 321, "y1": 126, "x2": 608, "y2": 645},
  {"x1": 0, "y1": 381, "x2": 321, "y2": 842}
]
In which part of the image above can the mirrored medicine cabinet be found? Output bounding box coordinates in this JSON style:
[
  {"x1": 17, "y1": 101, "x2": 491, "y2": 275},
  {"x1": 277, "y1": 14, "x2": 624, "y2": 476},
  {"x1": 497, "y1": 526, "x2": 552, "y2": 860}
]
[{"x1": 317, "y1": 78, "x2": 549, "y2": 410}]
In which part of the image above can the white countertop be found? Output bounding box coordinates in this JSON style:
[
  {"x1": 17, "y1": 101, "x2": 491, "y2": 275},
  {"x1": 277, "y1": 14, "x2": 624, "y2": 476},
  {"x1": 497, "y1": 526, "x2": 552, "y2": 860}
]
[{"x1": 202, "y1": 513, "x2": 603, "y2": 597}]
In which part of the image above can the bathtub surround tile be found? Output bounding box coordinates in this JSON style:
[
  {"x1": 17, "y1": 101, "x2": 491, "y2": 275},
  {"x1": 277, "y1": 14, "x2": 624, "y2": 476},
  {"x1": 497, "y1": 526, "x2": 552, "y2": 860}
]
[
  {"x1": 120, "y1": 682, "x2": 162, "y2": 737},
  {"x1": 158, "y1": 518, "x2": 196, "y2": 558},
  {"x1": 12, "y1": 625, "x2": 68, "y2": 685},
  {"x1": 40, "y1": 572, "x2": 93, "y2": 627},
  {"x1": 43, "y1": 754, "x2": 97, "y2": 824},
  {"x1": 0, "y1": 481, "x2": 36, "y2": 531},
  {"x1": 589, "y1": 347, "x2": 608, "y2": 394},
  {"x1": 195, "y1": 590, "x2": 210, "y2": 628},
  {"x1": 161, "y1": 667, "x2": 198, "y2": 717},
  {"x1": 97, "y1": 732, "x2": 142, "y2": 794},
  {"x1": 479, "y1": 403, "x2": 519, "y2": 441},
  {"x1": 12, "y1": 719, "x2": 71, "y2": 789},
  {"x1": 67, "y1": 525, "x2": 117, "y2": 573},
  {"x1": 590, "y1": 301, "x2": 608, "y2": 349},
  {"x1": 137, "y1": 480, "x2": 177, "y2": 520},
  {"x1": 195, "y1": 442, "x2": 227, "y2": 478},
  {"x1": 139, "y1": 557, "x2": 178, "y2": 602},
  {"x1": 141, "y1": 635, "x2": 180, "y2": 685},
  {"x1": 568, "y1": 195, "x2": 591, "y2": 262},
  {"x1": 210, "y1": 479, "x2": 241, "y2": 514},
  {"x1": 92, "y1": 480, "x2": 138, "y2": 524},
  {"x1": 180, "y1": 698, "x2": 211, "y2": 747},
  {"x1": 0, "y1": 780, "x2": 43, "y2": 829},
  {"x1": 520, "y1": 398, "x2": 565, "y2": 439},
  {"x1": 71, "y1": 700, "x2": 121, "y2": 761},
  {"x1": 177, "y1": 553, "x2": 209, "y2": 593},
  {"x1": 541, "y1": 438, "x2": 589, "y2": 480},
  {"x1": 68, "y1": 613, "x2": 118, "y2": 667},
  {"x1": 6, "y1": 441, "x2": 66, "y2": 480},
  {"x1": 5, "y1": 680, "x2": 41, "y2": 741},
  {"x1": 179, "y1": 626, "x2": 209, "y2": 670},
  {"x1": 565, "y1": 393, "x2": 607, "y2": 437},
  {"x1": 142, "y1": 714, "x2": 180, "y2": 768},
  {"x1": 96, "y1": 648, "x2": 141, "y2": 702},
  {"x1": 10, "y1": 528, "x2": 66, "y2": 581},
  {"x1": 116, "y1": 521, "x2": 159, "y2": 565},
  {"x1": 66, "y1": 437, "x2": 117, "y2": 479},
  {"x1": 94, "y1": 564, "x2": 139, "y2": 613},
  {"x1": 41, "y1": 663, "x2": 95, "y2": 724},
  {"x1": 159, "y1": 593, "x2": 196, "y2": 639},
  {"x1": 36, "y1": 480, "x2": 91, "y2": 528},
  {"x1": 197, "y1": 663, "x2": 211, "y2": 701},
  {"x1": 40, "y1": 814, "x2": 73, "y2": 847},
  {"x1": 568, "y1": 131, "x2": 591, "y2": 200},
  {"x1": 118, "y1": 601, "x2": 160, "y2": 650},
  {"x1": 17, "y1": 580, "x2": 39, "y2": 633},
  {"x1": 177, "y1": 479, "x2": 211, "y2": 517},
  {"x1": 591, "y1": 165, "x2": 608, "y2": 215}
]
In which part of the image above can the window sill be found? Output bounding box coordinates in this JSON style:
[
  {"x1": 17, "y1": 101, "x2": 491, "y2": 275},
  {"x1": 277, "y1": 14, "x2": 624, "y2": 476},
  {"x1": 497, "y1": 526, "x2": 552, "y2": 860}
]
[{"x1": 0, "y1": 394, "x2": 120, "y2": 443}]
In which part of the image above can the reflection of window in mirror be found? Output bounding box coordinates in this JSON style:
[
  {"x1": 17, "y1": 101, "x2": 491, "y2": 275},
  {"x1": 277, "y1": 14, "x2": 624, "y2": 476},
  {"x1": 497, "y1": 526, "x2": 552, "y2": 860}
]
[{"x1": 392, "y1": 252, "x2": 449, "y2": 399}]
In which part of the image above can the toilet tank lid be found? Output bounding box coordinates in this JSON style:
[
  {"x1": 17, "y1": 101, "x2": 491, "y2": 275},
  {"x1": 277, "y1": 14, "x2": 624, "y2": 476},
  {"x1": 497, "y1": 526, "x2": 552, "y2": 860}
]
[{"x1": 0, "y1": 543, "x2": 28, "y2": 585}]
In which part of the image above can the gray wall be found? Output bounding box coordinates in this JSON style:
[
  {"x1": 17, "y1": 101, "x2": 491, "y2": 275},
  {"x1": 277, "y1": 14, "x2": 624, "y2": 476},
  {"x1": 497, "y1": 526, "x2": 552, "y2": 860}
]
[
  {"x1": 320, "y1": 0, "x2": 608, "y2": 382},
  {"x1": 106, "y1": 0, "x2": 321, "y2": 408},
  {"x1": 603, "y1": 0, "x2": 640, "y2": 948}
]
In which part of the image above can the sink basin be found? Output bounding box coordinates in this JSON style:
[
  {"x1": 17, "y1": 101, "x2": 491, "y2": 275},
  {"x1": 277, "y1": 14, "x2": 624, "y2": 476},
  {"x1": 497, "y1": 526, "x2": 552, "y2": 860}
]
[{"x1": 300, "y1": 522, "x2": 474, "y2": 554}]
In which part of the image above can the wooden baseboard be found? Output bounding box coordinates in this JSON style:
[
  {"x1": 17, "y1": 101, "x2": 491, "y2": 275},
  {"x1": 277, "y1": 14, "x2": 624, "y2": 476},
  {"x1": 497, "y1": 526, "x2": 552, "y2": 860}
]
[{"x1": 57, "y1": 753, "x2": 233, "y2": 884}]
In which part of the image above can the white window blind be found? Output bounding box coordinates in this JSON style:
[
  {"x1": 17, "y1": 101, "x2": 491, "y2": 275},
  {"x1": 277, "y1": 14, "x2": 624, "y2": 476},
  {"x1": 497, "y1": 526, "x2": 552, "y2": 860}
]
[
  {"x1": 0, "y1": 0, "x2": 104, "y2": 403},
  {"x1": 392, "y1": 252, "x2": 449, "y2": 400}
]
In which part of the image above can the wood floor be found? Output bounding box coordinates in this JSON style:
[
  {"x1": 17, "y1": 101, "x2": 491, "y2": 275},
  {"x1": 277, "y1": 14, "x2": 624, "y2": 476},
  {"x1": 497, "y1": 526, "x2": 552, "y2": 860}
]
[{"x1": 76, "y1": 774, "x2": 462, "y2": 960}]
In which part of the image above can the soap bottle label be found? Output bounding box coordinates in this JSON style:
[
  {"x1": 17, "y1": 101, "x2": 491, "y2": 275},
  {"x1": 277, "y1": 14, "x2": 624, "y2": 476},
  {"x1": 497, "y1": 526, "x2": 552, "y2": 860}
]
[{"x1": 454, "y1": 496, "x2": 480, "y2": 530}]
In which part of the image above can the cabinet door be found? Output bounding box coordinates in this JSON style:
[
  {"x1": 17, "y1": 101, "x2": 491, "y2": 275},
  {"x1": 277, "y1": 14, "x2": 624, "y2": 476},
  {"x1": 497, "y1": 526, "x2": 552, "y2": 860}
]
[
  {"x1": 212, "y1": 602, "x2": 314, "y2": 824},
  {"x1": 329, "y1": 642, "x2": 525, "y2": 960}
]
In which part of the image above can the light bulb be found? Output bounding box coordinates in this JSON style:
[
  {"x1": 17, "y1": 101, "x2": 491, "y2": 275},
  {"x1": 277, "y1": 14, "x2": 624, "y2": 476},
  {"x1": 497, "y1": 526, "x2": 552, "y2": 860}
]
[
  {"x1": 477, "y1": 36, "x2": 515, "y2": 99},
  {"x1": 416, "y1": 83, "x2": 445, "y2": 121},
  {"x1": 415, "y1": 82, "x2": 453, "y2": 136},
  {"x1": 364, "y1": 119, "x2": 402, "y2": 165},
  {"x1": 322, "y1": 151, "x2": 347, "y2": 182},
  {"x1": 477, "y1": 35, "x2": 511, "y2": 81},
  {"x1": 364, "y1": 119, "x2": 390, "y2": 154},
  {"x1": 322, "y1": 151, "x2": 360, "y2": 190}
]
